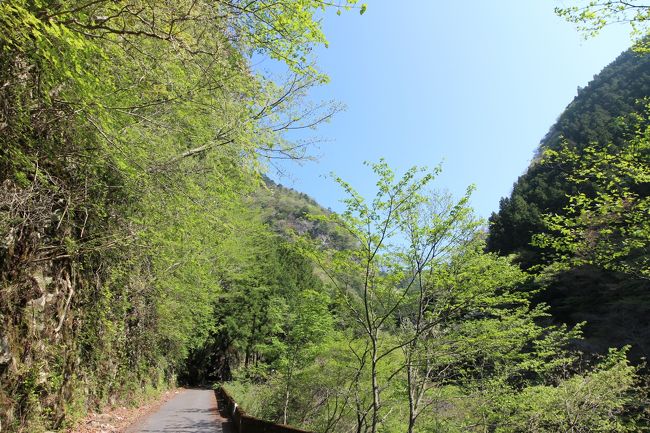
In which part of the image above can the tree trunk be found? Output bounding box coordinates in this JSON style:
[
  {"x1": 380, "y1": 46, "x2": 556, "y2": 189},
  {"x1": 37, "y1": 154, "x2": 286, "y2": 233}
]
[
  {"x1": 370, "y1": 333, "x2": 380, "y2": 433},
  {"x1": 283, "y1": 364, "x2": 293, "y2": 425},
  {"x1": 406, "y1": 359, "x2": 416, "y2": 433},
  {"x1": 283, "y1": 386, "x2": 290, "y2": 425}
]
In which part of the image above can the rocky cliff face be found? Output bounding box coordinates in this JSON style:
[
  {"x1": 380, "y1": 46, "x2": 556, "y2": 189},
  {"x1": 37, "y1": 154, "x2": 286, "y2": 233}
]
[{"x1": 1, "y1": 178, "x2": 79, "y2": 430}]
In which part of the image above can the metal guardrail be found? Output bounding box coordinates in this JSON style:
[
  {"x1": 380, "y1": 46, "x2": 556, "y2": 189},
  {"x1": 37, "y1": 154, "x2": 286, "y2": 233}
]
[{"x1": 216, "y1": 386, "x2": 314, "y2": 433}]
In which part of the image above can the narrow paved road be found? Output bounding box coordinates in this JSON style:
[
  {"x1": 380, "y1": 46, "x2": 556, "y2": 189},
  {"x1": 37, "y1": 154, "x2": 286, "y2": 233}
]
[{"x1": 127, "y1": 389, "x2": 234, "y2": 433}]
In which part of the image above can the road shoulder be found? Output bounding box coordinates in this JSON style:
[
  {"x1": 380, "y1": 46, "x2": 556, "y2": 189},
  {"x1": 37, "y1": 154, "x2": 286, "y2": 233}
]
[{"x1": 68, "y1": 388, "x2": 184, "y2": 433}]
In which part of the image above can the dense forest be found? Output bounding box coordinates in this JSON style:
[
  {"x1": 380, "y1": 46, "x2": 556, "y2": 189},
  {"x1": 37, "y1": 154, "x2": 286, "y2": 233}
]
[
  {"x1": 0, "y1": 1, "x2": 649, "y2": 432},
  {"x1": 487, "y1": 46, "x2": 650, "y2": 360},
  {"x1": 487, "y1": 47, "x2": 650, "y2": 267}
]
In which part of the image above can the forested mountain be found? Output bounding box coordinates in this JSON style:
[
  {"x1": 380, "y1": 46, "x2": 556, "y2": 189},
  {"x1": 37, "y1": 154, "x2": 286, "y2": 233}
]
[
  {"x1": 486, "y1": 46, "x2": 650, "y2": 361},
  {"x1": 487, "y1": 47, "x2": 650, "y2": 267},
  {"x1": 253, "y1": 177, "x2": 356, "y2": 250}
]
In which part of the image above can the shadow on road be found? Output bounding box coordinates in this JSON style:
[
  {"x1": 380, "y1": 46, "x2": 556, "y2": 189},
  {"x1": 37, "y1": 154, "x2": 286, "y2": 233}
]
[{"x1": 127, "y1": 388, "x2": 235, "y2": 433}]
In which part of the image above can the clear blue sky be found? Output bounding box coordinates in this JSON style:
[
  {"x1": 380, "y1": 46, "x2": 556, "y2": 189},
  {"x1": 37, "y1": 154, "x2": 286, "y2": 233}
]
[{"x1": 263, "y1": 1, "x2": 632, "y2": 219}]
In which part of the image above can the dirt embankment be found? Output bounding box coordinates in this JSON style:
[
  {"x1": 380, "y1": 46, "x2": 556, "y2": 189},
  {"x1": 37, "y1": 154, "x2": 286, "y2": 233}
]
[{"x1": 68, "y1": 389, "x2": 184, "y2": 433}]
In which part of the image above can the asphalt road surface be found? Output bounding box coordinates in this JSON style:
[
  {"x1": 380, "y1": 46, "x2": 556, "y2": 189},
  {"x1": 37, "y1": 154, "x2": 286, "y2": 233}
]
[{"x1": 127, "y1": 389, "x2": 234, "y2": 433}]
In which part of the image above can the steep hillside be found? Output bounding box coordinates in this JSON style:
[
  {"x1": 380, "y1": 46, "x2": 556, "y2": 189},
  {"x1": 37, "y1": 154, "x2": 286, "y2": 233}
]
[
  {"x1": 486, "y1": 46, "x2": 650, "y2": 360},
  {"x1": 487, "y1": 47, "x2": 650, "y2": 268},
  {"x1": 253, "y1": 177, "x2": 356, "y2": 250}
]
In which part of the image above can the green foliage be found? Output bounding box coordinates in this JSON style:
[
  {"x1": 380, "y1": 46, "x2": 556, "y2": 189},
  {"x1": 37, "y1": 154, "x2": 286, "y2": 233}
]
[
  {"x1": 0, "y1": 0, "x2": 364, "y2": 430},
  {"x1": 533, "y1": 106, "x2": 650, "y2": 279},
  {"x1": 555, "y1": 1, "x2": 650, "y2": 51},
  {"x1": 487, "y1": 46, "x2": 650, "y2": 268},
  {"x1": 2, "y1": 1, "x2": 645, "y2": 431},
  {"x1": 486, "y1": 22, "x2": 650, "y2": 399},
  {"x1": 254, "y1": 176, "x2": 356, "y2": 249},
  {"x1": 223, "y1": 161, "x2": 645, "y2": 433},
  {"x1": 494, "y1": 348, "x2": 641, "y2": 433}
]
